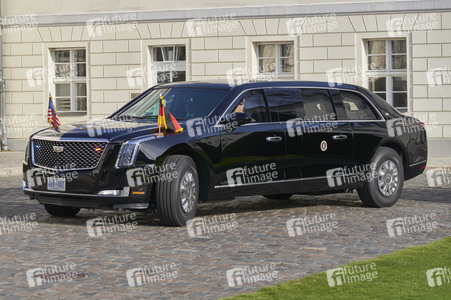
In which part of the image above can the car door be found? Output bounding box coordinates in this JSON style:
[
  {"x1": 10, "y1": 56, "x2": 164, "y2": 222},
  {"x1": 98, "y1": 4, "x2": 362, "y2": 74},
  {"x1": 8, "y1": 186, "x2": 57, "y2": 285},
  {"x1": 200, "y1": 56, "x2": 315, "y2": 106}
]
[
  {"x1": 217, "y1": 89, "x2": 286, "y2": 197},
  {"x1": 296, "y1": 88, "x2": 354, "y2": 179}
]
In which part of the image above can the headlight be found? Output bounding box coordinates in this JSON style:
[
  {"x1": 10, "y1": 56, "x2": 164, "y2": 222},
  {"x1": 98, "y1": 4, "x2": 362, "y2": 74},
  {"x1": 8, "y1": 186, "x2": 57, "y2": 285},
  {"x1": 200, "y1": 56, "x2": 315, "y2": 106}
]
[{"x1": 115, "y1": 142, "x2": 139, "y2": 167}]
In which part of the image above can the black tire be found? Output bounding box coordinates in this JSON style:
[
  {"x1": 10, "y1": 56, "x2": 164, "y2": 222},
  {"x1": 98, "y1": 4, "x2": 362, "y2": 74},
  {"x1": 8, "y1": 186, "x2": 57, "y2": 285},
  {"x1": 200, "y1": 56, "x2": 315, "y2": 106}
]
[
  {"x1": 263, "y1": 194, "x2": 294, "y2": 199},
  {"x1": 357, "y1": 147, "x2": 404, "y2": 207},
  {"x1": 44, "y1": 204, "x2": 81, "y2": 217},
  {"x1": 155, "y1": 155, "x2": 199, "y2": 226}
]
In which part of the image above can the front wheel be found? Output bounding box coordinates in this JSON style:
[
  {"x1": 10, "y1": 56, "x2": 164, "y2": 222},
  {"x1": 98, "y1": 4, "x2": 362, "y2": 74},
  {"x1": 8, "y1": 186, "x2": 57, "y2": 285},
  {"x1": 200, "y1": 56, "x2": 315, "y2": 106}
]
[
  {"x1": 357, "y1": 147, "x2": 404, "y2": 207},
  {"x1": 44, "y1": 204, "x2": 81, "y2": 217},
  {"x1": 156, "y1": 155, "x2": 199, "y2": 226}
]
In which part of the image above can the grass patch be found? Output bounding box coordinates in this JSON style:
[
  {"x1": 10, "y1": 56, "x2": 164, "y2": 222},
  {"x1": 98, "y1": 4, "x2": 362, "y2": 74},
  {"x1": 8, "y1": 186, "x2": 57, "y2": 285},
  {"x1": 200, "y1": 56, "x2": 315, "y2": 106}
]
[{"x1": 223, "y1": 237, "x2": 451, "y2": 299}]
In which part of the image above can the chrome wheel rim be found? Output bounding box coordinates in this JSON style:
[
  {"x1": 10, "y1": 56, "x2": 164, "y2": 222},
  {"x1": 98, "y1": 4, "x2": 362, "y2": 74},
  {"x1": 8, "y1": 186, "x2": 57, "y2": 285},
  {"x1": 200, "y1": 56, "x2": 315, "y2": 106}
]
[
  {"x1": 180, "y1": 170, "x2": 196, "y2": 213},
  {"x1": 377, "y1": 160, "x2": 399, "y2": 197}
]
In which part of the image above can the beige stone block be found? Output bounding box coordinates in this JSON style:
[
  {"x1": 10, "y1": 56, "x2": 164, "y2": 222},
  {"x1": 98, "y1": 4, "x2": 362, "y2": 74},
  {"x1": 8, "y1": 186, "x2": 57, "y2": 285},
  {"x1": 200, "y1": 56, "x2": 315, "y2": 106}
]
[
  {"x1": 191, "y1": 38, "x2": 204, "y2": 50},
  {"x1": 434, "y1": 112, "x2": 451, "y2": 124},
  {"x1": 314, "y1": 33, "x2": 341, "y2": 46},
  {"x1": 240, "y1": 20, "x2": 256, "y2": 35},
  {"x1": 443, "y1": 44, "x2": 451, "y2": 57},
  {"x1": 314, "y1": 60, "x2": 341, "y2": 73},
  {"x1": 104, "y1": 90, "x2": 130, "y2": 102},
  {"x1": 412, "y1": 85, "x2": 428, "y2": 98},
  {"x1": 11, "y1": 92, "x2": 34, "y2": 104},
  {"x1": 299, "y1": 61, "x2": 313, "y2": 73},
  {"x1": 191, "y1": 64, "x2": 205, "y2": 76},
  {"x1": 191, "y1": 50, "x2": 218, "y2": 63},
  {"x1": 32, "y1": 43, "x2": 43, "y2": 55},
  {"x1": 233, "y1": 37, "x2": 245, "y2": 49},
  {"x1": 277, "y1": 19, "x2": 290, "y2": 35},
  {"x1": 103, "y1": 40, "x2": 128, "y2": 53},
  {"x1": 129, "y1": 40, "x2": 140, "y2": 52},
  {"x1": 11, "y1": 43, "x2": 33, "y2": 55},
  {"x1": 428, "y1": 57, "x2": 451, "y2": 69},
  {"x1": 443, "y1": 98, "x2": 451, "y2": 110},
  {"x1": 413, "y1": 44, "x2": 441, "y2": 57},
  {"x1": 103, "y1": 65, "x2": 128, "y2": 77},
  {"x1": 91, "y1": 53, "x2": 115, "y2": 65},
  {"x1": 205, "y1": 63, "x2": 233, "y2": 75},
  {"x1": 349, "y1": 16, "x2": 366, "y2": 32},
  {"x1": 91, "y1": 78, "x2": 117, "y2": 90},
  {"x1": 428, "y1": 30, "x2": 451, "y2": 43},
  {"x1": 300, "y1": 34, "x2": 313, "y2": 47},
  {"x1": 60, "y1": 26, "x2": 73, "y2": 41},
  {"x1": 412, "y1": 31, "x2": 426, "y2": 44},
  {"x1": 341, "y1": 33, "x2": 355, "y2": 46},
  {"x1": 328, "y1": 46, "x2": 355, "y2": 59},
  {"x1": 443, "y1": 12, "x2": 451, "y2": 29},
  {"x1": 362, "y1": 15, "x2": 378, "y2": 32},
  {"x1": 49, "y1": 27, "x2": 62, "y2": 42},
  {"x1": 217, "y1": 20, "x2": 244, "y2": 37},
  {"x1": 3, "y1": 56, "x2": 21, "y2": 68},
  {"x1": 91, "y1": 91, "x2": 103, "y2": 102},
  {"x1": 148, "y1": 23, "x2": 161, "y2": 38},
  {"x1": 265, "y1": 19, "x2": 279, "y2": 35},
  {"x1": 23, "y1": 104, "x2": 42, "y2": 115},
  {"x1": 91, "y1": 103, "x2": 117, "y2": 115},
  {"x1": 116, "y1": 52, "x2": 141, "y2": 65},
  {"x1": 6, "y1": 103, "x2": 23, "y2": 115},
  {"x1": 2, "y1": 30, "x2": 21, "y2": 43},
  {"x1": 413, "y1": 99, "x2": 442, "y2": 111},
  {"x1": 22, "y1": 56, "x2": 42, "y2": 67},
  {"x1": 443, "y1": 125, "x2": 451, "y2": 138},
  {"x1": 218, "y1": 49, "x2": 245, "y2": 62},
  {"x1": 300, "y1": 47, "x2": 327, "y2": 60},
  {"x1": 328, "y1": 16, "x2": 354, "y2": 33},
  {"x1": 376, "y1": 15, "x2": 391, "y2": 32},
  {"x1": 159, "y1": 23, "x2": 172, "y2": 38},
  {"x1": 413, "y1": 58, "x2": 427, "y2": 71},
  {"x1": 136, "y1": 23, "x2": 151, "y2": 39},
  {"x1": 252, "y1": 20, "x2": 266, "y2": 35},
  {"x1": 21, "y1": 27, "x2": 42, "y2": 42},
  {"x1": 171, "y1": 22, "x2": 184, "y2": 38},
  {"x1": 71, "y1": 26, "x2": 84, "y2": 41},
  {"x1": 428, "y1": 85, "x2": 451, "y2": 98},
  {"x1": 205, "y1": 37, "x2": 233, "y2": 49}
]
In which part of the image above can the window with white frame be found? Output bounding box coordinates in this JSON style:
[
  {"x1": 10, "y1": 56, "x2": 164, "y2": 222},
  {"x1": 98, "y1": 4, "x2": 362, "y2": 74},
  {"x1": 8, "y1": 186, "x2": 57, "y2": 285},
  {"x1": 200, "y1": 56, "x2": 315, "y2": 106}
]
[
  {"x1": 366, "y1": 40, "x2": 407, "y2": 110},
  {"x1": 52, "y1": 49, "x2": 87, "y2": 113},
  {"x1": 151, "y1": 46, "x2": 186, "y2": 84},
  {"x1": 256, "y1": 43, "x2": 294, "y2": 76}
]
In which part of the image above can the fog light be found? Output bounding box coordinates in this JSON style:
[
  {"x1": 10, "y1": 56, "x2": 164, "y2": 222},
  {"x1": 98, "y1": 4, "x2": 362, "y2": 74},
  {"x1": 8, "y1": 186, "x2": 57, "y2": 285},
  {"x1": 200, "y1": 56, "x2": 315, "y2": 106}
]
[{"x1": 98, "y1": 187, "x2": 130, "y2": 196}]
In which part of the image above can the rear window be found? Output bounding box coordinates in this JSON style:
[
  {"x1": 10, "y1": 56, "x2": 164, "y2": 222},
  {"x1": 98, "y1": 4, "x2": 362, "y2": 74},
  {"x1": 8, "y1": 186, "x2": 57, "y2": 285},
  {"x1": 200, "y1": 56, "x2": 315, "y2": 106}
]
[
  {"x1": 341, "y1": 91, "x2": 378, "y2": 120},
  {"x1": 301, "y1": 88, "x2": 335, "y2": 120}
]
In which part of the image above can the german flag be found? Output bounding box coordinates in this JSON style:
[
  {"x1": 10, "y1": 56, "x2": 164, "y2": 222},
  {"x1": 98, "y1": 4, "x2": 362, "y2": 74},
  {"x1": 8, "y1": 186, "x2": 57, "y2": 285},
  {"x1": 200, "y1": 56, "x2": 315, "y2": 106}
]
[{"x1": 157, "y1": 95, "x2": 183, "y2": 133}]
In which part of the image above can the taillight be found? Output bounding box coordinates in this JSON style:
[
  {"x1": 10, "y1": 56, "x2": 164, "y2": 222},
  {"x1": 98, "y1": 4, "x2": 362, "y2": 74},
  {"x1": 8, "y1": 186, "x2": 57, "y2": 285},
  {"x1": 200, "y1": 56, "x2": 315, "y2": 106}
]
[{"x1": 417, "y1": 121, "x2": 426, "y2": 128}]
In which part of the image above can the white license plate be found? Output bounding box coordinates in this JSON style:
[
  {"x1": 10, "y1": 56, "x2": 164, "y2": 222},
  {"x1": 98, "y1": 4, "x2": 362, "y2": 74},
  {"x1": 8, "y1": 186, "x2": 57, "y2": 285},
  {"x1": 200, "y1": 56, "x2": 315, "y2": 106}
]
[{"x1": 47, "y1": 177, "x2": 66, "y2": 191}]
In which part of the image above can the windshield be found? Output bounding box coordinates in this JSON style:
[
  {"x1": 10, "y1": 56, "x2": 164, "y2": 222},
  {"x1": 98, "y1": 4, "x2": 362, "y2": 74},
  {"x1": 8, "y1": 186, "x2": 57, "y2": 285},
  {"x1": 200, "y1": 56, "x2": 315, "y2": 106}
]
[{"x1": 117, "y1": 87, "x2": 229, "y2": 121}]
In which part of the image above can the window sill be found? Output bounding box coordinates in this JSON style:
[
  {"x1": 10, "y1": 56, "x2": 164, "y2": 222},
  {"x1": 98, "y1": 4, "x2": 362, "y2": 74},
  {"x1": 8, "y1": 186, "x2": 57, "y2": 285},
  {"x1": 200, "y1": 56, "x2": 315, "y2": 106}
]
[{"x1": 58, "y1": 112, "x2": 87, "y2": 116}]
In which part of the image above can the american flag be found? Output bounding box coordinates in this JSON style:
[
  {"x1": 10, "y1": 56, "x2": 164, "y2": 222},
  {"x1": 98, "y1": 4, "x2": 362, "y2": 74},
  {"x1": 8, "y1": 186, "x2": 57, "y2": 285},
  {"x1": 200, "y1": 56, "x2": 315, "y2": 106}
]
[{"x1": 48, "y1": 95, "x2": 61, "y2": 132}]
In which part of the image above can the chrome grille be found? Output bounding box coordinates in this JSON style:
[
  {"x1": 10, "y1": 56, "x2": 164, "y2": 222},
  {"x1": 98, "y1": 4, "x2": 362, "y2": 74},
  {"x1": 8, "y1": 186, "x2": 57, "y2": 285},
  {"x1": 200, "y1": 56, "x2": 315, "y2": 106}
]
[{"x1": 32, "y1": 139, "x2": 107, "y2": 170}]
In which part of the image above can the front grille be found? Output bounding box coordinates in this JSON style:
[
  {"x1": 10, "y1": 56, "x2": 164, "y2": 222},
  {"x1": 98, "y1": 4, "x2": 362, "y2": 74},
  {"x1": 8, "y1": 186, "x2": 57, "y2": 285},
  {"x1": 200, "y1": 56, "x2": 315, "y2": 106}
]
[{"x1": 32, "y1": 139, "x2": 107, "y2": 170}]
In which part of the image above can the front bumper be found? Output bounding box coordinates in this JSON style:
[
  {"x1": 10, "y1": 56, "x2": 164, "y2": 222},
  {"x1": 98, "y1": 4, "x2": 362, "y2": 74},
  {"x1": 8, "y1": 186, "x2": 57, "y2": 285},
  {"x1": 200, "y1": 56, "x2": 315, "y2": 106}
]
[{"x1": 24, "y1": 187, "x2": 149, "y2": 209}]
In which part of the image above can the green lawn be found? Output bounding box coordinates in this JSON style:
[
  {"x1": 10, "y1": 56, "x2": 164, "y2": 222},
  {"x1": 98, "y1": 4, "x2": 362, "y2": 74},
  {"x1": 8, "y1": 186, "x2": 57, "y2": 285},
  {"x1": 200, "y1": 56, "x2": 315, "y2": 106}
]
[{"x1": 223, "y1": 237, "x2": 451, "y2": 300}]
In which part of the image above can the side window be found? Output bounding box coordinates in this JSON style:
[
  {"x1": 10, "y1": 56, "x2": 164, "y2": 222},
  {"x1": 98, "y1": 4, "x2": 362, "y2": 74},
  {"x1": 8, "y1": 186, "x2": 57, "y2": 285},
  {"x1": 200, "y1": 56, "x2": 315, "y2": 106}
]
[
  {"x1": 341, "y1": 91, "x2": 378, "y2": 120},
  {"x1": 301, "y1": 88, "x2": 336, "y2": 120},
  {"x1": 265, "y1": 88, "x2": 304, "y2": 122},
  {"x1": 232, "y1": 90, "x2": 269, "y2": 123}
]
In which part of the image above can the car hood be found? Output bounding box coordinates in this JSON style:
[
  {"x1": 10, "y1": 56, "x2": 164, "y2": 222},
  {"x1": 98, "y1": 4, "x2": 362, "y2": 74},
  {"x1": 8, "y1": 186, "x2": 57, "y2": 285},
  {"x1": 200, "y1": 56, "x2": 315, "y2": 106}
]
[{"x1": 31, "y1": 119, "x2": 172, "y2": 143}]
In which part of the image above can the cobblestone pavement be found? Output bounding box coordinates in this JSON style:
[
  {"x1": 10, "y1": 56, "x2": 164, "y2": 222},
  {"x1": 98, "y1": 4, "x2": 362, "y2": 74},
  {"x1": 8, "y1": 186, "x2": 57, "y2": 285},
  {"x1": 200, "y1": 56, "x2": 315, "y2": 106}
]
[{"x1": 0, "y1": 174, "x2": 449, "y2": 299}]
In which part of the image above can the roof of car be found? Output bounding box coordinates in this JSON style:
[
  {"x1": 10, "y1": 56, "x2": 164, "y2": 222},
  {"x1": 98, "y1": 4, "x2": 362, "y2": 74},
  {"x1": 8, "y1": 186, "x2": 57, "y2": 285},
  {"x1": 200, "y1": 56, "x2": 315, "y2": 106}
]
[{"x1": 156, "y1": 80, "x2": 361, "y2": 91}]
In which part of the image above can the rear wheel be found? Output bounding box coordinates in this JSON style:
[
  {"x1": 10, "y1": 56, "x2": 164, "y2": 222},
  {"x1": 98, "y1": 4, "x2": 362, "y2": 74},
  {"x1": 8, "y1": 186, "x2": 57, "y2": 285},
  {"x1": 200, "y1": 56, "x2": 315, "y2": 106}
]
[
  {"x1": 263, "y1": 194, "x2": 294, "y2": 199},
  {"x1": 357, "y1": 147, "x2": 404, "y2": 207},
  {"x1": 156, "y1": 155, "x2": 199, "y2": 226},
  {"x1": 44, "y1": 204, "x2": 81, "y2": 217}
]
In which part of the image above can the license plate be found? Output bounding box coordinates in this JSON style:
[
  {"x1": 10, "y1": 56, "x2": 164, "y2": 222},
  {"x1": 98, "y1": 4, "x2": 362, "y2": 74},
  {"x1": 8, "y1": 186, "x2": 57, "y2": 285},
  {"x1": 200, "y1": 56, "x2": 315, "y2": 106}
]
[{"x1": 47, "y1": 177, "x2": 66, "y2": 191}]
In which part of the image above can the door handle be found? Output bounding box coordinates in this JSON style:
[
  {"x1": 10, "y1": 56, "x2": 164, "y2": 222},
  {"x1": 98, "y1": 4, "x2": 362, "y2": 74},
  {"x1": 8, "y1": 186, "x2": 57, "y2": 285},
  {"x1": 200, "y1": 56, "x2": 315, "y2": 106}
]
[
  {"x1": 266, "y1": 136, "x2": 282, "y2": 142},
  {"x1": 332, "y1": 134, "x2": 348, "y2": 140}
]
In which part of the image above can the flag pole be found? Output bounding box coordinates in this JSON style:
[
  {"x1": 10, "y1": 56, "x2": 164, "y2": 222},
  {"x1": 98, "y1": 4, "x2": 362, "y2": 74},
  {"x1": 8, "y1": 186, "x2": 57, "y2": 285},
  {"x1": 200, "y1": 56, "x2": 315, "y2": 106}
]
[{"x1": 159, "y1": 93, "x2": 162, "y2": 136}]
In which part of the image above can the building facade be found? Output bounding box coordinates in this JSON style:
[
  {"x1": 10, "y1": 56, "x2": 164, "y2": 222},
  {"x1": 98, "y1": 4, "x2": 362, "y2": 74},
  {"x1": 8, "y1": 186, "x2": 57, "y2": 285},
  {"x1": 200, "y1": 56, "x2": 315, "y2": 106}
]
[{"x1": 1, "y1": 0, "x2": 450, "y2": 156}]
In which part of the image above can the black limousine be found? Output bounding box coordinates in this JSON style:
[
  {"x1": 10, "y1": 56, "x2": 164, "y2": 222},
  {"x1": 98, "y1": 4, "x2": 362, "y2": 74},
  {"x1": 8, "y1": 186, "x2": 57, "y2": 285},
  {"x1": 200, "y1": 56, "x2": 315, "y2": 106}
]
[{"x1": 23, "y1": 81, "x2": 427, "y2": 226}]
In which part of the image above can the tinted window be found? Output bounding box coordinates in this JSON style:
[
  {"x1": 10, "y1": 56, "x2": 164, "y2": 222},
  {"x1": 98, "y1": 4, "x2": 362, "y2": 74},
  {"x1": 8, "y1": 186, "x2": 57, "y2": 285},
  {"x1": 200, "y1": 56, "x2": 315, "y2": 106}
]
[
  {"x1": 232, "y1": 90, "x2": 269, "y2": 122},
  {"x1": 341, "y1": 91, "x2": 378, "y2": 120},
  {"x1": 301, "y1": 88, "x2": 335, "y2": 120},
  {"x1": 265, "y1": 88, "x2": 304, "y2": 121},
  {"x1": 121, "y1": 87, "x2": 229, "y2": 120}
]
